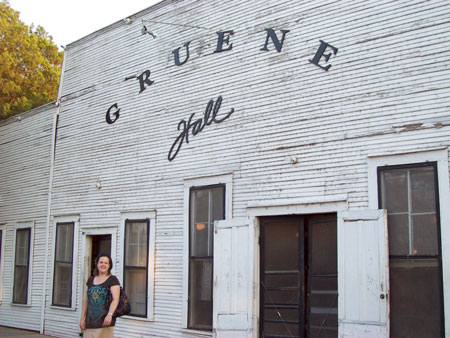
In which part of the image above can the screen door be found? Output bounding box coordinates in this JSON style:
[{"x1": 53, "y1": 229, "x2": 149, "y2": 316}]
[{"x1": 260, "y1": 215, "x2": 337, "y2": 338}]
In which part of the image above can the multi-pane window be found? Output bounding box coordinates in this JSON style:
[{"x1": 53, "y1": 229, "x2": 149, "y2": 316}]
[
  {"x1": 52, "y1": 222, "x2": 74, "y2": 307},
  {"x1": 124, "y1": 219, "x2": 149, "y2": 317},
  {"x1": 0, "y1": 229, "x2": 2, "y2": 272},
  {"x1": 13, "y1": 228, "x2": 31, "y2": 304},
  {"x1": 0, "y1": 228, "x2": 3, "y2": 299},
  {"x1": 188, "y1": 185, "x2": 225, "y2": 330},
  {"x1": 379, "y1": 163, "x2": 443, "y2": 337}
]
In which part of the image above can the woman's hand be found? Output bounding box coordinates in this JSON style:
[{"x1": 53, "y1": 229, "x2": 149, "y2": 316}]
[
  {"x1": 103, "y1": 313, "x2": 113, "y2": 327},
  {"x1": 80, "y1": 290, "x2": 88, "y2": 330},
  {"x1": 79, "y1": 318, "x2": 86, "y2": 330},
  {"x1": 103, "y1": 284, "x2": 120, "y2": 327}
]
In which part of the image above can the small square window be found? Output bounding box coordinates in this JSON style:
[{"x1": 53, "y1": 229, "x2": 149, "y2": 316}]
[{"x1": 379, "y1": 165, "x2": 439, "y2": 256}]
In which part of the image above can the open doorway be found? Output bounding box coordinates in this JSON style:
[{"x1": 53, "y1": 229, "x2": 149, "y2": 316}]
[
  {"x1": 88, "y1": 235, "x2": 111, "y2": 277},
  {"x1": 259, "y1": 214, "x2": 337, "y2": 338},
  {"x1": 79, "y1": 233, "x2": 113, "y2": 336},
  {"x1": 85, "y1": 235, "x2": 111, "y2": 277}
]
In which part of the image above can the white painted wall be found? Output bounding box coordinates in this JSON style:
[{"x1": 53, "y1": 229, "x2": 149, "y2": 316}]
[
  {"x1": 50, "y1": 0, "x2": 450, "y2": 336},
  {"x1": 0, "y1": 104, "x2": 56, "y2": 331}
]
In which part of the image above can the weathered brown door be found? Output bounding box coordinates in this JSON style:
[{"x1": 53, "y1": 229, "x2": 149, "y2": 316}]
[{"x1": 259, "y1": 215, "x2": 337, "y2": 338}]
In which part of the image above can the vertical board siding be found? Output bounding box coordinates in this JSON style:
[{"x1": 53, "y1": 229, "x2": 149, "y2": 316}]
[
  {"x1": 0, "y1": 0, "x2": 449, "y2": 337},
  {"x1": 0, "y1": 104, "x2": 55, "y2": 331}
]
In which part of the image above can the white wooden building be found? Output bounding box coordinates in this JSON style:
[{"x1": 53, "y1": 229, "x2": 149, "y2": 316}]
[
  {"x1": 0, "y1": 103, "x2": 57, "y2": 331},
  {"x1": 1, "y1": 0, "x2": 450, "y2": 337}
]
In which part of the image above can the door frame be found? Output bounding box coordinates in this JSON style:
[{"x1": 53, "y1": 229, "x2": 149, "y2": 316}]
[
  {"x1": 247, "y1": 195, "x2": 348, "y2": 337},
  {"x1": 79, "y1": 226, "x2": 117, "y2": 313},
  {"x1": 368, "y1": 148, "x2": 450, "y2": 336},
  {"x1": 259, "y1": 215, "x2": 306, "y2": 338},
  {"x1": 259, "y1": 214, "x2": 339, "y2": 337}
]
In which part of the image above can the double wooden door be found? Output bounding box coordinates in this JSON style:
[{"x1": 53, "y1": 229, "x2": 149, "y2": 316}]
[{"x1": 259, "y1": 215, "x2": 338, "y2": 338}]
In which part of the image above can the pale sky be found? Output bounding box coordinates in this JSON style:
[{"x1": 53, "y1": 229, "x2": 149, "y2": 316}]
[{"x1": 8, "y1": 0, "x2": 163, "y2": 48}]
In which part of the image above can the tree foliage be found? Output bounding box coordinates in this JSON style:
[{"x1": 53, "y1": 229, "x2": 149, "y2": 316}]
[{"x1": 0, "y1": 0, "x2": 63, "y2": 119}]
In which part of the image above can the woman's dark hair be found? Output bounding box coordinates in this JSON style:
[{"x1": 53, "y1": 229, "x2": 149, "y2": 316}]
[{"x1": 93, "y1": 253, "x2": 113, "y2": 276}]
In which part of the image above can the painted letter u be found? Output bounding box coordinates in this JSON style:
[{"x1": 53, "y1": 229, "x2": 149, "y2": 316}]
[{"x1": 172, "y1": 41, "x2": 191, "y2": 66}]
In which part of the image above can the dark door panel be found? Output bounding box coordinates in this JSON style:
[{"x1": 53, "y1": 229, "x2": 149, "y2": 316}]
[{"x1": 260, "y1": 215, "x2": 337, "y2": 338}]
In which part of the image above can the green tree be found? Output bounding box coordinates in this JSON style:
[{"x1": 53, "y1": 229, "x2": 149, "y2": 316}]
[{"x1": 0, "y1": 0, "x2": 63, "y2": 119}]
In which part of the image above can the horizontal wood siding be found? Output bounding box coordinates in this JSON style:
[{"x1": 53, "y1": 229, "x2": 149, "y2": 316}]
[
  {"x1": 10, "y1": 0, "x2": 448, "y2": 337},
  {"x1": 0, "y1": 104, "x2": 55, "y2": 331}
]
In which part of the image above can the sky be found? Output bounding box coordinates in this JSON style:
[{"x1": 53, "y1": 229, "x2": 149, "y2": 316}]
[{"x1": 8, "y1": 0, "x2": 163, "y2": 48}]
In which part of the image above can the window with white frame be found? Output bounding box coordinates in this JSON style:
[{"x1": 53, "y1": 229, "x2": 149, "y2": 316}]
[
  {"x1": 52, "y1": 222, "x2": 75, "y2": 307},
  {"x1": 13, "y1": 227, "x2": 32, "y2": 304},
  {"x1": 124, "y1": 219, "x2": 149, "y2": 317},
  {"x1": 0, "y1": 226, "x2": 3, "y2": 302},
  {"x1": 0, "y1": 228, "x2": 2, "y2": 272},
  {"x1": 188, "y1": 185, "x2": 225, "y2": 330},
  {"x1": 121, "y1": 212, "x2": 156, "y2": 320},
  {"x1": 182, "y1": 173, "x2": 232, "y2": 331}
]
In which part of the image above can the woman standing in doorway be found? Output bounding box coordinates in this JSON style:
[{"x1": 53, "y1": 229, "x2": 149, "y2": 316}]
[{"x1": 80, "y1": 254, "x2": 120, "y2": 338}]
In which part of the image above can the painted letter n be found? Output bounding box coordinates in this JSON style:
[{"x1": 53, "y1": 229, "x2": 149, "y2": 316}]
[{"x1": 260, "y1": 28, "x2": 290, "y2": 52}]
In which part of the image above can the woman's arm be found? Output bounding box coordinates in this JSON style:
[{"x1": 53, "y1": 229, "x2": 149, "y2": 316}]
[
  {"x1": 79, "y1": 291, "x2": 88, "y2": 330},
  {"x1": 103, "y1": 285, "x2": 120, "y2": 327}
]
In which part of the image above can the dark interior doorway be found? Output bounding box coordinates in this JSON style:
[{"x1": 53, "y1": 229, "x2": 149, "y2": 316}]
[
  {"x1": 259, "y1": 214, "x2": 337, "y2": 338},
  {"x1": 89, "y1": 235, "x2": 111, "y2": 277}
]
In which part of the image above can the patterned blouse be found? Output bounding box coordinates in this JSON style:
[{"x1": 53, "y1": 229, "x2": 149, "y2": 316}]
[{"x1": 85, "y1": 275, "x2": 120, "y2": 329}]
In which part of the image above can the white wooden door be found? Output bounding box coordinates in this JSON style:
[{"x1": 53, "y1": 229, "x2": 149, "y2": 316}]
[
  {"x1": 213, "y1": 218, "x2": 254, "y2": 338},
  {"x1": 337, "y1": 210, "x2": 389, "y2": 338},
  {"x1": 83, "y1": 236, "x2": 93, "y2": 289}
]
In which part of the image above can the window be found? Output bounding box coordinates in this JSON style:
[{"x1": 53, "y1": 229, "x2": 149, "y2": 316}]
[
  {"x1": 0, "y1": 228, "x2": 2, "y2": 272},
  {"x1": 182, "y1": 173, "x2": 232, "y2": 330},
  {"x1": 13, "y1": 227, "x2": 31, "y2": 304},
  {"x1": 378, "y1": 163, "x2": 444, "y2": 337},
  {"x1": 0, "y1": 227, "x2": 3, "y2": 302},
  {"x1": 120, "y1": 211, "x2": 156, "y2": 320},
  {"x1": 124, "y1": 219, "x2": 149, "y2": 317},
  {"x1": 52, "y1": 222, "x2": 74, "y2": 307},
  {"x1": 51, "y1": 216, "x2": 79, "y2": 309},
  {"x1": 188, "y1": 185, "x2": 225, "y2": 330}
]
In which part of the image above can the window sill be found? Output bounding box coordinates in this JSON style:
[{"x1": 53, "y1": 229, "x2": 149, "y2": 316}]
[
  {"x1": 179, "y1": 328, "x2": 212, "y2": 337},
  {"x1": 119, "y1": 315, "x2": 154, "y2": 322},
  {"x1": 50, "y1": 305, "x2": 76, "y2": 311},
  {"x1": 11, "y1": 303, "x2": 31, "y2": 307}
]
